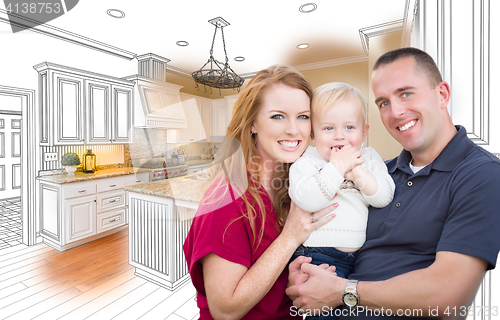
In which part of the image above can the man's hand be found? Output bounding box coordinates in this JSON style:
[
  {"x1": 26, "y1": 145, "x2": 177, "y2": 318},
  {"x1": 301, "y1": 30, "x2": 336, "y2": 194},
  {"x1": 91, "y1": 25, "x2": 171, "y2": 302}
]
[{"x1": 286, "y1": 262, "x2": 349, "y2": 311}]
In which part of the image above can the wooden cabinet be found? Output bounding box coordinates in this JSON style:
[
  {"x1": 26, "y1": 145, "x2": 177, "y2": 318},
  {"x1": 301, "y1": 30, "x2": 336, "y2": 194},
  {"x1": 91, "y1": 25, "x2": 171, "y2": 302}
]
[
  {"x1": 34, "y1": 62, "x2": 134, "y2": 145},
  {"x1": 39, "y1": 172, "x2": 149, "y2": 251}
]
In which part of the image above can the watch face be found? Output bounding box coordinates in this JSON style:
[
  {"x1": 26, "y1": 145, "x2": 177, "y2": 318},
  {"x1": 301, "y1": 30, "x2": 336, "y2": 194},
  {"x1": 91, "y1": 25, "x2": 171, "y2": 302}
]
[{"x1": 343, "y1": 293, "x2": 358, "y2": 307}]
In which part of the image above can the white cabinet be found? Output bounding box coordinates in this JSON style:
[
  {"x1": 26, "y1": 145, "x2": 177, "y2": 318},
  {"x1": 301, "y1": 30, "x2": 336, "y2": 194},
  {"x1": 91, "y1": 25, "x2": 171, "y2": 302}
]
[
  {"x1": 34, "y1": 62, "x2": 135, "y2": 145},
  {"x1": 52, "y1": 72, "x2": 85, "y2": 145},
  {"x1": 212, "y1": 95, "x2": 238, "y2": 142},
  {"x1": 177, "y1": 93, "x2": 214, "y2": 143},
  {"x1": 39, "y1": 172, "x2": 149, "y2": 251},
  {"x1": 187, "y1": 162, "x2": 212, "y2": 175},
  {"x1": 178, "y1": 98, "x2": 206, "y2": 142},
  {"x1": 86, "y1": 79, "x2": 111, "y2": 144},
  {"x1": 112, "y1": 85, "x2": 133, "y2": 143},
  {"x1": 65, "y1": 194, "x2": 97, "y2": 243}
]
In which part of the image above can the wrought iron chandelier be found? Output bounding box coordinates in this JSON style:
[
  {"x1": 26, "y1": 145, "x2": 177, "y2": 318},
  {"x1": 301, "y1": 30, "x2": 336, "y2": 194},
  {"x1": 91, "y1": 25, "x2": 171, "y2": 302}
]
[{"x1": 192, "y1": 17, "x2": 244, "y2": 93}]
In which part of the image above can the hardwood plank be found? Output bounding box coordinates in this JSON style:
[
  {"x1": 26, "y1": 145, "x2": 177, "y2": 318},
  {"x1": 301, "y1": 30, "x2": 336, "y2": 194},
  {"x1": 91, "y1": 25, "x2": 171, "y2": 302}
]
[
  {"x1": 4, "y1": 287, "x2": 82, "y2": 320},
  {"x1": 166, "y1": 314, "x2": 186, "y2": 320},
  {"x1": 0, "y1": 263, "x2": 53, "y2": 291},
  {"x1": 87, "y1": 281, "x2": 160, "y2": 319},
  {"x1": 173, "y1": 294, "x2": 199, "y2": 320},
  {"x1": 0, "y1": 282, "x2": 27, "y2": 300},
  {"x1": 23, "y1": 248, "x2": 130, "y2": 288},
  {"x1": 32, "y1": 268, "x2": 137, "y2": 320},
  {"x1": 0, "y1": 243, "x2": 29, "y2": 259},
  {"x1": 74, "y1": 261, "x2": 134, "y2": 292},
  {"x1": 0, "y1": 246, "x2": 56, "y2": 271},
  {"x1": 111, "y1": 285, "x2": 175, "y2": 320},
  {"x1": 141, "y1": 282, "x2": 196, "y2": 319},
  {"x1": 0, "y1": 259, "x2": 50, "y2": 285},
  {"x1": 65, "y1": 276, "x2": 148, "y2": 320}
]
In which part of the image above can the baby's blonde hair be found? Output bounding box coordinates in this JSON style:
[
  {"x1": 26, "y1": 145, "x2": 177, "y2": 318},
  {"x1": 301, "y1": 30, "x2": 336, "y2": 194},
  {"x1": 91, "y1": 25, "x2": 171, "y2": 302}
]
[{"x1": 312, "y1": 82, "x2": 367, "y2": 124}]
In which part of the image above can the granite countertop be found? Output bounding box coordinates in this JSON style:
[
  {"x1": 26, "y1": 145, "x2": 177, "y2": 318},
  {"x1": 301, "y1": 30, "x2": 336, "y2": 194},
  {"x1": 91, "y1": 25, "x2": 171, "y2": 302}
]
[
  {"x1": 124, "y1": 175, "x2": 204, "y2": 203},
  {"x1": 185, "y1": 159, "x2": 213, "y2": 166},
  {"x1": 37, "y1": 167, "x2": 149, "y2": 184}
]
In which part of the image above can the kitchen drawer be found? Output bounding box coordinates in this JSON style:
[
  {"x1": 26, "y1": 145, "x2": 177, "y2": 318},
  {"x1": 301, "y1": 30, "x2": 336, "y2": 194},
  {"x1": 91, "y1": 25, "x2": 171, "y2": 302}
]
[
  {"x1": 97, "y1": 207, "x2": 126, "y2": 233},
  {"x1": 65, "y1": 183, "x2": 97, "y2": 199},
  {"x1": 97, "y1": 189, "x2": 125, "y2": 213},
  {"x1": 97, "y1": 177, "x2": 126, "y2": 193},
  {"x1": 125, "y1": 172, "x2": 150, "y2": 186}
]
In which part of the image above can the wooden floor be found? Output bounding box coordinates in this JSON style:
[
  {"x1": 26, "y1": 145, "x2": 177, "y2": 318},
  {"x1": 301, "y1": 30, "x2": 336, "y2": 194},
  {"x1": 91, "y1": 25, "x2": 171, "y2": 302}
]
[{"x1": 0, "y1": 230, "x2": 199, "y2": 320}]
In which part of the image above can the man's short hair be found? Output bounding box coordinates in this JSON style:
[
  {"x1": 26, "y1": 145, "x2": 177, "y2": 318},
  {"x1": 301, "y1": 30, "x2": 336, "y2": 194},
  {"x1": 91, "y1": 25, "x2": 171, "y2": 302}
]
[{"x1": 373, "y1": 47, "x2": 443, "y2": 88}]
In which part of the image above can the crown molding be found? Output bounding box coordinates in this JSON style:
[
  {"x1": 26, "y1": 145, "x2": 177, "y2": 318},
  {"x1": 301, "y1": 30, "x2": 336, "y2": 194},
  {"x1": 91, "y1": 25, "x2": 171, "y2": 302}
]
[
  {"x1": 359, "y1": 20, "x2": 404, "y2": 54},
  {"x1": 294, "y1": 55, "x2": 369, "y2": 71},
  {"x1": 166, "y1": 65, "x2": 192, "y2": 78},
  {"x1": 0, "y1": 9, "x2": 136, "y2": 60},
  {"x1": 401, "y1": 0, "x2": 419, "y2": 47}
]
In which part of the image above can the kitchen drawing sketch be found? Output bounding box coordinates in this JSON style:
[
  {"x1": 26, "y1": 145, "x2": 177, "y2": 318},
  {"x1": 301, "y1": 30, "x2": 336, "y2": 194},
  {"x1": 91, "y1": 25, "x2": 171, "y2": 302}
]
[{"x1": 0, "y1": 0, "x2": 499, "y2": 319}]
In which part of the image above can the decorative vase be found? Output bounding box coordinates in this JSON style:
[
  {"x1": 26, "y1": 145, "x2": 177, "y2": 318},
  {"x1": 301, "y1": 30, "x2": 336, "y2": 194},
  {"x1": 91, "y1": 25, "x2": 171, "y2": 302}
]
[
  {"x1": 83, "y1": 149, "x2": 96, "y2": 173},
  {"x1": 65, "y1": 165, "x2": 77, "y2": 175}
]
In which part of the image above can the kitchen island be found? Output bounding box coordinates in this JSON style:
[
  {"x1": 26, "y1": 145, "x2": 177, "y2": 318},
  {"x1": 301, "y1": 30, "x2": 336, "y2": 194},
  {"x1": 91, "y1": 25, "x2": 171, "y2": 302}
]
[{"x1": 124, "y1": 175, "x2": 204, "y2": 290}]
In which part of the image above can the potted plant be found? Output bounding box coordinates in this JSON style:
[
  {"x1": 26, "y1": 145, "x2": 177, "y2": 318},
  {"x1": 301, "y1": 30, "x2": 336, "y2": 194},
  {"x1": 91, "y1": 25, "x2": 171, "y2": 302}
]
[{"x1": 61, "y1": 152, "x2": 81, "y2": 175}]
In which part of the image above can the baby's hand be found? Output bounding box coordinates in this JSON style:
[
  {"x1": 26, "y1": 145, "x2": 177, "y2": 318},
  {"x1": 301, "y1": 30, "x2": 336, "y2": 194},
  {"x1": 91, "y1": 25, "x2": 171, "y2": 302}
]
[
  {"x1": 329, "y1": 145, "x2": 363, "y2": 177},
  {"x1": 318, "y1": 263, "x2": 337, "y2": 275},
  {"x1": 345, "y1": 162, "x2": 365, "y2": 181}
]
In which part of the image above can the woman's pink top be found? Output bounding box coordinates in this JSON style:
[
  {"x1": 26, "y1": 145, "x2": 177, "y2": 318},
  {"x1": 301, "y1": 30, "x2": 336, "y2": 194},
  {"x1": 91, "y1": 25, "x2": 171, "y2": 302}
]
[{"x1": 183, "y1": 182, "x2": 298, "y2": 319}]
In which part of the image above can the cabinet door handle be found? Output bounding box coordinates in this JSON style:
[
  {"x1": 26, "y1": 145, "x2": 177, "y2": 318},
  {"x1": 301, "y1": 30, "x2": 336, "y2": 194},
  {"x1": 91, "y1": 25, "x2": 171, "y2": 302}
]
[
  {"x1": 79, "y1": 190, "x2": 86, "y2": 193},
  {"x1": 135, "y1": 180, "x2": 141, "y2": 183},
  {"x1": 109, "y1": 199, "x2": 118, "y2": 203},
  {"x1": 109, "y1": 184, "x2": 116, "y2": 187},
  {"x1": 109, "y1": 218, "x2": 118, "y2": 222}
]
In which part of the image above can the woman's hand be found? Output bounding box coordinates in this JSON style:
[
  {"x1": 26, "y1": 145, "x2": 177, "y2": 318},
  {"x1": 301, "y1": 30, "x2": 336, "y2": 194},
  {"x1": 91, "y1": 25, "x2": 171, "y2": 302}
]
[{"x1": 281, "y1": 201, "x2": 338, "y2": 248}]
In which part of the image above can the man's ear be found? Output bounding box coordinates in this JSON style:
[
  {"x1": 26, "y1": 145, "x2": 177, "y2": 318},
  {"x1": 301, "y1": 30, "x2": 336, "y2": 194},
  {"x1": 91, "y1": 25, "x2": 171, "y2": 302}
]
[{"x1": 437, "y1": 81, "x2": 451, "y2": 109}]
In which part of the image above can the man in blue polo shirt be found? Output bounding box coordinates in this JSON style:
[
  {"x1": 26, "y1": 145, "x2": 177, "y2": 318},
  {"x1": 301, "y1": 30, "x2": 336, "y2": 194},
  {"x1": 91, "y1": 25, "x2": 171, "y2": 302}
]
[{"x1": 287, "y1": 47, "x2": 500, "y2": 319}]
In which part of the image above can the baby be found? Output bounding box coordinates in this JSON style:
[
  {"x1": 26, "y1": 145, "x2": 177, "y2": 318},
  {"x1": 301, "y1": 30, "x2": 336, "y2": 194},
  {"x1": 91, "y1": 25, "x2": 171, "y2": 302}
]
[{"x1": 288, "y1": 82, "x2": 395, "y2": 319}]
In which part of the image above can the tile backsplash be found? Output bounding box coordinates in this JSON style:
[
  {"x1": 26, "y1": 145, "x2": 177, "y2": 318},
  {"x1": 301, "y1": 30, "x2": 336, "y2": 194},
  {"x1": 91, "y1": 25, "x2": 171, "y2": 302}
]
[
  {"x1": 41, "y1": 145, "x2": 125, "y2": 171},
  {"x1": 126, "y1": 128, "x2": 221, "y2": 163}
]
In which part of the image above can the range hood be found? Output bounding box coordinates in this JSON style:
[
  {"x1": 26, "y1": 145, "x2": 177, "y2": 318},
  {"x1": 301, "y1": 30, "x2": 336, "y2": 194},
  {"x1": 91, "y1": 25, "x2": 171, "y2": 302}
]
[{"x1": 124, "y1": 53, "x2": 187, "y2": 129}]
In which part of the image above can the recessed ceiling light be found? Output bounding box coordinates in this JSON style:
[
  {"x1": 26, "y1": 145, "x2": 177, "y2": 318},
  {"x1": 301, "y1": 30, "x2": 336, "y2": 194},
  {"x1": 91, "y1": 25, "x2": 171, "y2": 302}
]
[
  {"x1": 176, "y1": 41, "x2": 189, "y2": 47},
  {"x1": 297, "y1": 43, "x2": 309, "y2": 49},
  {"x1": 107, "y1": 9, "x2": 125, "y2": 19},
  {"x1": 234, "y1": 56, "x2": 245, "y2": 62},
  {"x1": 299, "y1": 3, "x2": 317, "y2": 13}
]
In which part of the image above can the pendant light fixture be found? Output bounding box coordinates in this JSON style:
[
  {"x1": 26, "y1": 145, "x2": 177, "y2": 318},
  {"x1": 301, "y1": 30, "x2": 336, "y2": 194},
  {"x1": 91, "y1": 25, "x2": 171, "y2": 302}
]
[{"x1": 192, "y1": 17, "x2": 244, "y2": 94}]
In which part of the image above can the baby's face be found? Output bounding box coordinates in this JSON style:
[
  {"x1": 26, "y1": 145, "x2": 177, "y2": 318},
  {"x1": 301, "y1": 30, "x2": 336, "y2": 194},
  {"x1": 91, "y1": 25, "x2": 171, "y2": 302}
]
[{"x1": 312, "y1": 96, "x2": 368, "y2": 162}]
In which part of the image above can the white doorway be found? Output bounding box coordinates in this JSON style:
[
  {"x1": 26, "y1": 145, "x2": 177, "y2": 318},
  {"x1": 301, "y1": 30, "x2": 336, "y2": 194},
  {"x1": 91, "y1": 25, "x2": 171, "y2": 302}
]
[{"x1": 0, "y1": 85, "x2": 37, "y2": 248}]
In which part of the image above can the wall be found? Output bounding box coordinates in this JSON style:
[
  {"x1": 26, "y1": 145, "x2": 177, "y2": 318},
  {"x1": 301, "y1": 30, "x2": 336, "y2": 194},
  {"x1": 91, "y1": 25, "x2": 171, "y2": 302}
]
[
  {"x1": 301, "y1": 61, "x2": 369, "y2": 94},
  {"x1": 300, "y1": 33, "x2": 403, "y2": 162},
  {"x1": 367, "y1": 31, "x2": 403, "y2": 161}
]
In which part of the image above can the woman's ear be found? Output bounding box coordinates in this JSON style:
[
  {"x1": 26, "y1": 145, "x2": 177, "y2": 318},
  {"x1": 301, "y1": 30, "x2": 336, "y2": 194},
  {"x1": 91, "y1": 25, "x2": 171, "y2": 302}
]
[{"x1": 250, "y1": 124, "x2": 256, "y2": 134}]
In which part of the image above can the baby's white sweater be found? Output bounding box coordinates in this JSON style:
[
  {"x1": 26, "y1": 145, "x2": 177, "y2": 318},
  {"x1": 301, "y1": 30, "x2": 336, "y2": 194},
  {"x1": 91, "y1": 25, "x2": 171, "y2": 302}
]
[{"x1": 289, "y1": 146, "x2": 395, "y2": 248}]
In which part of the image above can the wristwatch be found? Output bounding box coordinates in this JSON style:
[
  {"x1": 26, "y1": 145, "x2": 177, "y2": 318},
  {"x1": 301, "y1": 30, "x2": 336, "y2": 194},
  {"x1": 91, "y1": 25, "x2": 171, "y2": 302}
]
[{"x1": 342, "y1": 279, "x2": 359, "y2": 308}]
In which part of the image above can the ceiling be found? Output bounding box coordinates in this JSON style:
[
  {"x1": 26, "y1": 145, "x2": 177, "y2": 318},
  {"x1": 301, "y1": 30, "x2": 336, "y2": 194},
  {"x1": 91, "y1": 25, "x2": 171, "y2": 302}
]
[{"x1": 21, "y1": 0, "x2": 408, "y2": 77}]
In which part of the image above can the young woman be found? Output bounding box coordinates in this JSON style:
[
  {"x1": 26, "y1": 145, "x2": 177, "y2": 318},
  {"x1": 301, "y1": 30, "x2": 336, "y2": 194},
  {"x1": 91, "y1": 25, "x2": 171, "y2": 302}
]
[{"x1": 183, "y1": 65, "x2": 338, "y2": 319}]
